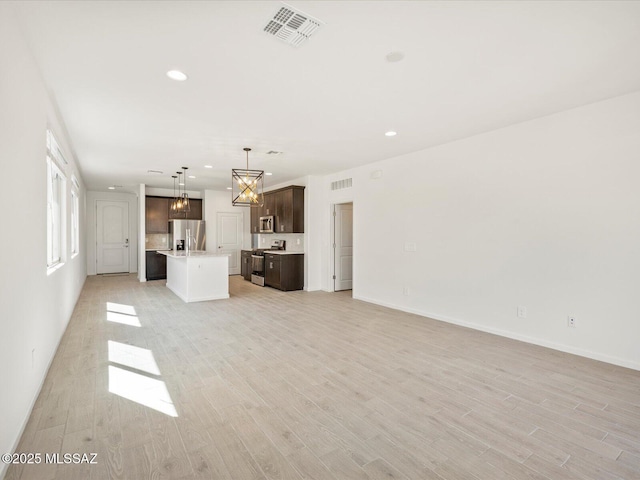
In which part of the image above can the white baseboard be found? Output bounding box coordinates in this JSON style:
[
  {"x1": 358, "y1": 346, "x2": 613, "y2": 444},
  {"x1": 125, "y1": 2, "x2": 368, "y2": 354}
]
[{"x1": 354, "y1": 294, "x2": 640, "y2": 372}]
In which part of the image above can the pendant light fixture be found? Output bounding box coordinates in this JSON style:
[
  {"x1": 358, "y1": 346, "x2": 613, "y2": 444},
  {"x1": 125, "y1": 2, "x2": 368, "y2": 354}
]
[
  {"x1": 170, "y1": 175, "x2": 179, "y2": 212},
  {"x1": 174, "y1": 171, "x2": 184, "y2": 212},
  {"x1": 181, "y1": 166, "x2": 190, "y2": 213},
  {"x1": 232, "y1": 147, "x2": 264, "y2": 207}
]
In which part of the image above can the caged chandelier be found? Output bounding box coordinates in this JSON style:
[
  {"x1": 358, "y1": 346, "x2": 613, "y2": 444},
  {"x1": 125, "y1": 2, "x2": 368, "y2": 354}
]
[{"x1": 232, "y1": 148, "x2": 264, "y2": 207}]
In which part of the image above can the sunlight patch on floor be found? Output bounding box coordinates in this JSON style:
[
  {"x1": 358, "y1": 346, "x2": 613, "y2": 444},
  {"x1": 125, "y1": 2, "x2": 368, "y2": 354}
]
[
  {"x1": 106, "y1": 311, "x2": 141, "y2": 327},
  {"x1": 108, "y1": 340, "x2": 161, "y2": 376},
  {"x1": 108, "y1": 365, "x2": 178, "y2": 417},
  {"x1": 106, "y1": 302, "x2": 141, "y2": 326},
  {"x1": 106, "y1": 302, "x2": 137, "y2": 316},
  {"x1": 106, "y1": 302, "x2": 176, "y2": 417}
]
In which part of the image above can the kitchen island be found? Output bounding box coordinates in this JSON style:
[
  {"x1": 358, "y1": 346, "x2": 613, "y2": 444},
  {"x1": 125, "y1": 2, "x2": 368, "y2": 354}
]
[{"x1": 158, "y1": 251, "x2": 230, "y2": 302}]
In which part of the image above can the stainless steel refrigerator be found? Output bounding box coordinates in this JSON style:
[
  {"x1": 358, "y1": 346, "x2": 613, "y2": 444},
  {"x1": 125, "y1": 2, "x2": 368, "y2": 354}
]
[{"x1": 168, "y1": 220, "x2": 206, "y2": 251}]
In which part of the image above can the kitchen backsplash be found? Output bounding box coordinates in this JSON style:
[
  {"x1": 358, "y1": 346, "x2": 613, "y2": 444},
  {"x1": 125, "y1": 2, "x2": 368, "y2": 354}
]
[
  {"x1": 255, "y1": 233, "x2": 304, "y2": 252},
  {"x1": 146, "y1": 234, "x2": 169, "y2": 250}
]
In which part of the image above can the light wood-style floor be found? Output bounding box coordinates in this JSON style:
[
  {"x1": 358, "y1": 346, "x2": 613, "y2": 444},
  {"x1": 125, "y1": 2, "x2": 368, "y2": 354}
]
[{"x1": 6, "y1": 274, "x2": 640, "y2": 480}]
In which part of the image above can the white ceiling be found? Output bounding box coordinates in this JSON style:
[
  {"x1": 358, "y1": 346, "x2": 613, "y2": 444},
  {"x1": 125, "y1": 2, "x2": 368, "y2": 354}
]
[{"x1": 13, "y1": 0, "x2": 640, "y2": 193}]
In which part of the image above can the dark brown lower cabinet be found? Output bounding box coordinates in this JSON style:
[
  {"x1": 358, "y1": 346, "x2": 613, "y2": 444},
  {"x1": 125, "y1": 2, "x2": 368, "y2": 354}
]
[
  {"x1": 145, "y1": 251, "x2": 167, "y2": 280},
  {"x1": 265, "y1": 253, "x2": 304, "y2": 291},
  {"x1": 241, "y1": 250, "x2": 252, "y2": 281}
]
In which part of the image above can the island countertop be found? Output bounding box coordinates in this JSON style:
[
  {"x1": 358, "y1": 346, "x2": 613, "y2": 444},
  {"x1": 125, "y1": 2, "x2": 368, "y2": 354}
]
[
  {"x1": 262, "y1": 251, "x2": 304, "y2": 255},
  {"x1": 158, "y1": 250, "x2": 230, "y2": 258}
]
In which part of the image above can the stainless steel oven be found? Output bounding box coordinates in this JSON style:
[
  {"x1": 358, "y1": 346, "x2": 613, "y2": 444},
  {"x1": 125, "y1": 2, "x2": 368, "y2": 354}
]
[
  {"x1": 259, "y1": 215, "x2": 274, "y2": 233},
  {"x1": 251, "y1": 253, "x2": 265, "y2": 286}
]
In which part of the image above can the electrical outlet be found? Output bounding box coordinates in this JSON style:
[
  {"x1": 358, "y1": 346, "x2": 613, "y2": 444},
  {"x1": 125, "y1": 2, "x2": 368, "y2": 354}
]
[
  {"x1": 568, "y1": 316, "x2": 576, "y2": 327},
  {"x1": 403, "y1": 287, "x2": 410, "y2": 296},
  {"x1": 517, "y1": 306, "x2": 527, "y2": 318}
]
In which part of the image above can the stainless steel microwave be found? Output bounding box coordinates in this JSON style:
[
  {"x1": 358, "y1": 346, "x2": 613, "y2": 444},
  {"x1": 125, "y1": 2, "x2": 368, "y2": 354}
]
[{"x1": 259, "y1": 215, "x2": 274, "y2": 233}]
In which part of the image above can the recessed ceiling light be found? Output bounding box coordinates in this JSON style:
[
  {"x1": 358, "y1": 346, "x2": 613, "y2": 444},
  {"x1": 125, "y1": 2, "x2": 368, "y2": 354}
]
[
  {"x1": 226, "y1": 187, "x2": 232, "y2": 190},
  {"x1": 179, "y1": 182, "x2": 185, "y2": 186},
  {"x1": 386, "y1": 51, "x2": 405, "y2": 63},
  {"x1": 204, "y1": 165, "x2": 213, "y2": 169},
  {"x1": 385, "y1": 131, "x2": 397, "y2": 137},
  {"x1": 166, "y1": 70, "x2": 188, "y2": 81},
  {"x1": 265, "y1": 172, "x2": 273, "y2": 176},
  {"x1": 188, "y1": 175, "x2": 196, "y2": 179},
  {"x1": 108, "y1": 186, "x2": 115, "y2": 190}
]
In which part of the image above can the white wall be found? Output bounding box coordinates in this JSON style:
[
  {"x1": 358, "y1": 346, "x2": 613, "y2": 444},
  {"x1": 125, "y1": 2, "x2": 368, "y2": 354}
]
[
  {"x1": 308, "y1": 92, "x2": 640, "y2": 370},
  {"x1": 0, "y1": 5, "x2": 87, "y2": 477},
  {"x1": 86, "y1": 191, "x2": 139, "y2": 276},
  {"x1": 204, "y1": 190, "x2": 251, "y2": 250}
]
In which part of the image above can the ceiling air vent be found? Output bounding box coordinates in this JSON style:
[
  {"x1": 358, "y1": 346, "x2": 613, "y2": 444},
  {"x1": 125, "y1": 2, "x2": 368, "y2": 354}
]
[
  {"x1": 331, "y1": 178, "x2": 352, "y2": 191},
  {"x1": 263, "y1": 3, "x2": 322, "y2": 47}
]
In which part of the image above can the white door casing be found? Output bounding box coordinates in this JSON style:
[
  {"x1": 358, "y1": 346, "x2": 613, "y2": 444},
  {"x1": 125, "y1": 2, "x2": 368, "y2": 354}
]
[
  {"x1": 216, "y1": 212, "x2": 243, "y2": 275},
  {"x1": 96, "y1": 200, "x2": 130, "y2": 274},
  {"x1": 334, "y1": 203, "x2": 353, "y2": 291}
]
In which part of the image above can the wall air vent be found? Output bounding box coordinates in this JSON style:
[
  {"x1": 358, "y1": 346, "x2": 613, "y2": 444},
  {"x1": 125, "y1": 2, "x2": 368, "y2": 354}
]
[
  {"x1": 263, "y1": 3, "x2": 322, "y2": 47},
  {"x1": 331, "y1": 178, "x2": 353, "y2": 191}
]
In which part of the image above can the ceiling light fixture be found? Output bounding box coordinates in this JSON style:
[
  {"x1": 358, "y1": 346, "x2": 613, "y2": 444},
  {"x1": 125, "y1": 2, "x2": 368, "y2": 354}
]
[
  {"x1": 108, "y1": 186, "x2": 115, "y2": 190},
  {"x1": 166, "y1": 70, "x2": 188, "y2": 81},
  {"x1": 232, "y1": 148, "x2": 264, "y2": 207},
  {"x1": 385, "y1": 131, "x2": 397, "y2": 137},
  {"x1": 385, "y1": 51, "x2": 405, "y2": 63},
  {"x1": 180, "y1": 167, "x2": 190, "y2": 213},
  {"x1": 170, "y1": 173, "x2": 182, "y2": 213},
  {"x1": 204, "y1": 165, "x2": 213, "y2": 169}
]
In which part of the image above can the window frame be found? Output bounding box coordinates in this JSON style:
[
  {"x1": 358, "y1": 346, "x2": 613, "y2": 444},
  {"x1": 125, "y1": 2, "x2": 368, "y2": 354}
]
[
  {"x1": 70, "y1": 186, "x2": 79, "y2": 258},
  {"x1": 46, "y1": 130, "x2": 67, "y2": 273}
]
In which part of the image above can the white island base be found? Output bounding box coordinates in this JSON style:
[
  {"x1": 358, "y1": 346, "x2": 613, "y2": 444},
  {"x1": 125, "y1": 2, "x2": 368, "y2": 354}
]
[{"x1": 159, "y1": 251, "x2": 230, "y2": 303}]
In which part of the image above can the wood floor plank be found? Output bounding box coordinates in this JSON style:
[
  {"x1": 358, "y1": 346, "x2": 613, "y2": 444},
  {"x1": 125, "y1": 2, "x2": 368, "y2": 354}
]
[
  {"x1": 223, "y1": 404, "x2": 303, "y2": 480},
  {"x1": 6, "y1": 274, "x2": 640, "y2": 480},
  {"x1": 319, "y1": 449, "x2": 371, "y2": 480}
]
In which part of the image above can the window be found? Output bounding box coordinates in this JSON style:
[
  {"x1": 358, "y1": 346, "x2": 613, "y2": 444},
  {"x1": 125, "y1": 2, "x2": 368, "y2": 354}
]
[
  {"x1": 71, "y1": 188, "x2": 79, "y2": 257},
  {"x1": 47, "y1": 130, "x2": 66, "y2": 270}
]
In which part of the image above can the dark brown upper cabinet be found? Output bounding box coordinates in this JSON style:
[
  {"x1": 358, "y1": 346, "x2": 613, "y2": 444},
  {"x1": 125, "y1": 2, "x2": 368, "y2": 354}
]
[
  {"x1": 147, "y1": 196, "x2": 203, "y2": 233},
  {"x1": 249, "y1": 186, "x2": 304, "y2": 234},
  {"x1": 145, "y1": 196, "x2": 170, "y2": 233}
]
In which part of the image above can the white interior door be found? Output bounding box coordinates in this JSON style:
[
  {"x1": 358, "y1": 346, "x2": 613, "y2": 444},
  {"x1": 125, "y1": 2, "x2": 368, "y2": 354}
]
[
  {"x1": 216, "y1": 212, "x2": 243, "y2": 275},
  {"x1": 96, "y1": 200, "x2": 130, "y2": 274},
  {"x1": 334, "y1": 203, "x2": 353, "y2": 291}
]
